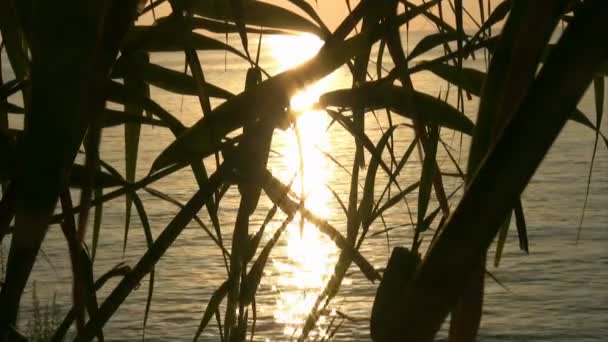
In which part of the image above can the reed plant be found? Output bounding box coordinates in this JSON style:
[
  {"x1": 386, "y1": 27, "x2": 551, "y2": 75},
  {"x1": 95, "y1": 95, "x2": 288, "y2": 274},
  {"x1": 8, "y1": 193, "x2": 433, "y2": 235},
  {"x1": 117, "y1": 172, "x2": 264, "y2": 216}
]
[{"x1": 0, "y1": 0, "x2": 606, "y2": 341}]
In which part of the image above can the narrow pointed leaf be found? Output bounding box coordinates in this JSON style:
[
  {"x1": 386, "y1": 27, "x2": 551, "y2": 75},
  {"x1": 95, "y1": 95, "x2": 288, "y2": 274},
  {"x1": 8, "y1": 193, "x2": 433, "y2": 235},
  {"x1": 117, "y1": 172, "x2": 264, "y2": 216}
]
[
  {"x1": 319, "y1": 83, "x2": 475, "y2": 135},
  {"x1": 193, "y1": 281, "x2": 230, "y2": 342},
  {"x1": 408, "y1": 32, "x2": 462, "y2": 61}
]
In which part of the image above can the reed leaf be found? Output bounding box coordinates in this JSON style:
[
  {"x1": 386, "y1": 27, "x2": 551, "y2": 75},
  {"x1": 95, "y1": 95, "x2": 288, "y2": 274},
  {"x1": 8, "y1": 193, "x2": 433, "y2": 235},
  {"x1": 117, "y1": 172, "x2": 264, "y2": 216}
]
[
  {"x1": 123, "y1": 18, "x2": 249, "y2": 60},
  {"x1": 408, "y1": 32, "x2": 463, "y2": 62},
  {"x1": 240, "y1": 216, "x2": 292, "y2": 307},
  {"x1": 113, "y1": 57, "x2": 234, "y2": 99},
  {"x1": 493, "y1": 211, "x2": 512, "y2": 267},
  {"x1": 193, "y1": 281, "x2": 230, "y2": 342},
  {"x1": 416, "y1": 124, "x2": 439, "y2": 235},
  {"x1": 176, "y1": 0, "x2": 323, "y2": 37},
  {"x1": 320, "y1": 83, "x2": 475, "y2": 135},
  {"x1": 514, "y1": 199, "x2": 528, "y2": 253}
]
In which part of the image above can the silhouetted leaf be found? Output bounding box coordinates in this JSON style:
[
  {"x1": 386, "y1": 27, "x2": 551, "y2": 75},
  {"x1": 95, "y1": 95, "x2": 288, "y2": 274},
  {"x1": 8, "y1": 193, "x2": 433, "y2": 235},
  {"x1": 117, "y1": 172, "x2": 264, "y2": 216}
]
[
  {"x1": 320, "y1": 83, "x2": 475, "y2": 135},
  {"x1": 124, "y1": 18, "x2": 249, "y2": 60},
  {"x1": 408, "y1": 32, "x2": 462, "y2": 61},
  {"x1": 493, "y1": 213, "x2": 512, "y2": 267},
  {"x1": 240, "y1": 216, "x2": 291, "y2": 306},
  {"x1": 417, "y1": 124, "x2": 439, "y2": 234},
  {"x1": 177, "y1": 0, "x2": 323, "y2": 36},
  {"x1": 514, "y1": 199, "x2": 528, "y2": 253},
  {"x1": 426, "y1": 63, "x2": 485, "y2": 96},
  {"x1": 193, "y1": 281, "x2": 230, "y2": 342},
  {"x1": 113, "y1": 58, "x2": 234, "y2": 99},
  {"x1": 107, "y1": 81, "x2": 186, "y2": 135}
]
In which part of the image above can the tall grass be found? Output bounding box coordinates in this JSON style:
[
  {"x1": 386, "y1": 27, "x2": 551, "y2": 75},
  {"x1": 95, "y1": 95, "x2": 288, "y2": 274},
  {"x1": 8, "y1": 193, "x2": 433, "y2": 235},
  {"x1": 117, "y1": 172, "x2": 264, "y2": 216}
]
[{"x1": 0, "y1": 0, "x2": 607, "y2": 341}]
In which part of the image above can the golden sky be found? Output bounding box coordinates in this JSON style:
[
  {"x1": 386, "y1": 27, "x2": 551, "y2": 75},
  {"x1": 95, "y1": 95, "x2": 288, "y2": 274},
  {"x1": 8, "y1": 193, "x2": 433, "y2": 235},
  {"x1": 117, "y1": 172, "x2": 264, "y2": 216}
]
[{"x1": 141, "y1": 0, "x2": 496, "y2": 31}]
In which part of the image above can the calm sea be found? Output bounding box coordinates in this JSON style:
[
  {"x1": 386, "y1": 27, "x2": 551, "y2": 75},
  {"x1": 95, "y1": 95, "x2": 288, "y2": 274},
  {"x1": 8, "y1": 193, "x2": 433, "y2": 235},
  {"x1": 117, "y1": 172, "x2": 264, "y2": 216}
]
[{"x1": 1, "y1": 31, "x2": 607, "y2": 341}]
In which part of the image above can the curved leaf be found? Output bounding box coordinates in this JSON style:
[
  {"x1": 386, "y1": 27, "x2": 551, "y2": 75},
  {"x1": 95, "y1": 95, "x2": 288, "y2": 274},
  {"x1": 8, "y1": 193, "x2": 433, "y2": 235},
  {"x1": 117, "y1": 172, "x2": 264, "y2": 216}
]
[
  {"x1": 177, "y1": 0, "x2": 323, "y2": 36},
  {"x1": 408, "y1": 32, "x2": 462, "y2": 61},
  {"x1": 193, "y1": 281, "x2": 230, "y2": 342},
  {"x1": 107, "y1": 81, "x2": 186, "y2": 135},
  {"x1": 113, "y1": 58, "x2": 234, "y2": 99},
  {"x1": 124, "y1": 17, "x2": 248, "y2": 60},
  {"x1": 426, "y1": 63, "x2": 485, "y2": 96},
  {"x1": 319, "y1": 82, "x2": 475, "y2": 135}
]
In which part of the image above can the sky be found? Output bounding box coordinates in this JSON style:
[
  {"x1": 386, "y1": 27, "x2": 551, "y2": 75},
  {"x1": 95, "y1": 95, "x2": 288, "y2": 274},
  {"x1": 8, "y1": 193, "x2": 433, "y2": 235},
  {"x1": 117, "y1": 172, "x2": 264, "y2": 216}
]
[{"x1": 141, "y1": 0, "x2": 497, "y2": 31}]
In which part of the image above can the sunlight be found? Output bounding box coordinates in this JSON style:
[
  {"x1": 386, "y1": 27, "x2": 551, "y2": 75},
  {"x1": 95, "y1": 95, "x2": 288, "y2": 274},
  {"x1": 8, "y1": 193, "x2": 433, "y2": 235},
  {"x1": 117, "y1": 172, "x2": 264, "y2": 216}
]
[
  {"x1": 266, "y1": 34, "x2": 340, "y2": 338},
  {"x1": 266, "y1": 33, "x2": 333, "y2": 112}
]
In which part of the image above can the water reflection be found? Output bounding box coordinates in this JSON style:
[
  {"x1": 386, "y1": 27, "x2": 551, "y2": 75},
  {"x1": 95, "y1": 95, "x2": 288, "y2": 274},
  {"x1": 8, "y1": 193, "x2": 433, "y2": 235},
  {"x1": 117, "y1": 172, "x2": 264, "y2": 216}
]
[{"x1": 266, "y1": 34, "x2": 339, "y2": 338}]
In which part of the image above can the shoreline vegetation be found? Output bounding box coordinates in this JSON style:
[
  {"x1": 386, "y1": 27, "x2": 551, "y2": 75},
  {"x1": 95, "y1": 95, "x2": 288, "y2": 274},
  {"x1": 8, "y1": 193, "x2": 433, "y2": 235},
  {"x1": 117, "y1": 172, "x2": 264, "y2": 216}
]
[{"x1": 1, "y1": 0, "x2": 607, "y2": 341}]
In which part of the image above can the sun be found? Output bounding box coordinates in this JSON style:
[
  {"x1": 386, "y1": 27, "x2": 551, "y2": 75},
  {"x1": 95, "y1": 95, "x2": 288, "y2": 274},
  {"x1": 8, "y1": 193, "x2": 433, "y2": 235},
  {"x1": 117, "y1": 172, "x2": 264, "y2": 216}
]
[
  {"x1": 265, "y1": 33, "x2": 325, "y2": 71},
  {"x1": 265, "y1": 33, "x2": 331, "y2": 112}
]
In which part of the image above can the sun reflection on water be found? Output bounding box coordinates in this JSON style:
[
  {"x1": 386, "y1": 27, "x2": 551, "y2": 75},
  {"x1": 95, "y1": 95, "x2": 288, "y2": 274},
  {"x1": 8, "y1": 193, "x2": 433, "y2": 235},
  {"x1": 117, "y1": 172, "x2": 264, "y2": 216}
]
[{"x1": 266, "y1": 34, "x2": 340, "y2": 338}]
